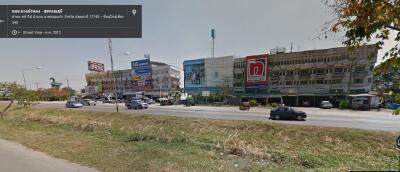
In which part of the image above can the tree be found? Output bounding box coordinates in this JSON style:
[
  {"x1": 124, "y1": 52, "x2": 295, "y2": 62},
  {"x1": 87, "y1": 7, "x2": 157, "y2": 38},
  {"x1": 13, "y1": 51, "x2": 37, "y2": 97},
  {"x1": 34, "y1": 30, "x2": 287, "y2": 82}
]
[
  {"x1": 372, "y1": 57, "x2": 400, "y2": 93},
  {"x1": 0, "y1": 82, "x2": 39, "y2": 119},
  {"x1": 325, "y1": 0, "x2": 400, "y2": 58}
]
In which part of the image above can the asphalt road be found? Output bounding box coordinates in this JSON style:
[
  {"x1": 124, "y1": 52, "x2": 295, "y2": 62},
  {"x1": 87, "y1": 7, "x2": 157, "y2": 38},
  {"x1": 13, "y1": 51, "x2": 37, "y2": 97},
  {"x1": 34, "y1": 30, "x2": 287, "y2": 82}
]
[
  {"x1": 0, "y1": 139, "x2": 98, "y2": 172},
  {"x1": 30, "y1": 101, "x2": 400, "y2": 132}
]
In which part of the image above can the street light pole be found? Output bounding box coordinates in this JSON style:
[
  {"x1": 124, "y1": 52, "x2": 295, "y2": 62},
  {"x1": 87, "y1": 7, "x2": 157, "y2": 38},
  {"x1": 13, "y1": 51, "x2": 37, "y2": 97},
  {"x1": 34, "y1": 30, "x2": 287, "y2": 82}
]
[{"x1": 108, "y1": 38, "x2": 119, "y2": 112}]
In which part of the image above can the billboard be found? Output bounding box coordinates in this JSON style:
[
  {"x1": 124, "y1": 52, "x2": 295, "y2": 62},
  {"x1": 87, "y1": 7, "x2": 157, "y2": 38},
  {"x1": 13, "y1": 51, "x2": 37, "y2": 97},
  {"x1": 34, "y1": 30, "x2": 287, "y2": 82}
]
[
  {"x1": 246, "y1": 54, "x2": 269, "y2": 86},
  {"x1": 85, "y1": 86, "x2": 99, "y2": 94},
  {"x1": 88, "y1": 61, "x2": 105, "y2": 72},
  {"x1": 131, "y1": 59, "x2": 152, "y2": 91},
  {"x1": 184, "y1": 59, "x2": 205, "y2": 88}
]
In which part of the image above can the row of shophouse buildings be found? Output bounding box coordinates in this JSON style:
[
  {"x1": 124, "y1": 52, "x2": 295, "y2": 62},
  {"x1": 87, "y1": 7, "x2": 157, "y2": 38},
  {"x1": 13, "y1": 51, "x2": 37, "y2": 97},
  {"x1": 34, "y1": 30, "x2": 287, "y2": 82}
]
[{"x1": 85, "y1": 44, "x2": 378, "y2": 106}]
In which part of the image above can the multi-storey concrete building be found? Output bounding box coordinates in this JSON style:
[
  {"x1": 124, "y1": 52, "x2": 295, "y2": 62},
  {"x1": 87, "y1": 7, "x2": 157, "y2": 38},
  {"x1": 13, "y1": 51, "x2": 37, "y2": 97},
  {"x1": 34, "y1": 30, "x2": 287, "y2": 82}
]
[
  {"x1": 184, "y1": 56, "x2": 234, "y2": 95},
  {"x1": 231, "y1": 45, "x2": 378, "y2": 106},
  {"x1": 233, "y1": 58, "x2": 246, "y2": 94},
  {"x1": 85, "y1": 61, "x2": 182, "y2": 99}
]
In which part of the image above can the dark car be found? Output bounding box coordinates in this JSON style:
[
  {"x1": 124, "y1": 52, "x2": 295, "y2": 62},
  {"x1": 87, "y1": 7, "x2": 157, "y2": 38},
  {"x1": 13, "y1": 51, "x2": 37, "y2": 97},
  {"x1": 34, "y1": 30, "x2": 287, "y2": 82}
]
[
  {"x1": 65, "y1": 101, "x2": 83, "y2": 108},
  {"x1": 270, "y1": 106, "x2": 307, "y2": 120},
  {"x1": 126, "y1": 100, "x2": 148, "y2": 109}
]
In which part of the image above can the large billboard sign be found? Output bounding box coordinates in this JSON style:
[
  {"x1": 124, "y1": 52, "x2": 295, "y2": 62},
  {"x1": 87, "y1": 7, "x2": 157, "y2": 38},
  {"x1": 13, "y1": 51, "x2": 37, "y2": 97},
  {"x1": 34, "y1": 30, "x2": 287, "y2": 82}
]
[
  {"x1": 131, "y1": 59, "x2": 152, "y2": 91},
  {"x1": 184, "y1": 59, "x2": 205, "y2": 88},
  {"x1": 88, "y1": 61, "x2": 105, "y2": 72},
  {"x1": 246, "y1": 54, "x2": 269, "y2": 86}
]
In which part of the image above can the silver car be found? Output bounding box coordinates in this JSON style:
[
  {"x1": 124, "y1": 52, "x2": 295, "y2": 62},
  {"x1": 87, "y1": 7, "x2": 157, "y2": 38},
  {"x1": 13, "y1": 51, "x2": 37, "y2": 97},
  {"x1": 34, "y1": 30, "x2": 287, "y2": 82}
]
[{"x1": 320, "y1": 101, "x2": 333, "y2": 109}]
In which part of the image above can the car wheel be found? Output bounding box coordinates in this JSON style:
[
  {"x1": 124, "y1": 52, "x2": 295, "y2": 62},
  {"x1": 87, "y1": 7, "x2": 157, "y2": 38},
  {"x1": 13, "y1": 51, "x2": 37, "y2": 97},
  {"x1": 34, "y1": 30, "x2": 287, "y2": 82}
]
[
  {"x1": 297, "y1": 115, "x2": 303, "y2": 121},
  {"x1": 275, "y1": 114, "x2": 280, "y2": 120}
]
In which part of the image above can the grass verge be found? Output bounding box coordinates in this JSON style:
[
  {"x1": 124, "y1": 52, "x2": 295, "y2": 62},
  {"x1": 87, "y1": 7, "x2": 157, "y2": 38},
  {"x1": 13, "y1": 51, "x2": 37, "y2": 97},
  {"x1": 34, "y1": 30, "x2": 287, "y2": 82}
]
[{"x1": 0, "y1": 106, "x2": 399, "y2": 171}]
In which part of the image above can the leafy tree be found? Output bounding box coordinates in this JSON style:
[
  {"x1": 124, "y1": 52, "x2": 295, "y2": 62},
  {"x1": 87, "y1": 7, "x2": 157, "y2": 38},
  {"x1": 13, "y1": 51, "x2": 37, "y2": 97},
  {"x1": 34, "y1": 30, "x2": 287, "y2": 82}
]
[
  {"x1": 325, "y1": 0, "x2": 400, "y2": 56},
  {"x1": 0, "y1": 82, "x2": 39, "y2": 119}
]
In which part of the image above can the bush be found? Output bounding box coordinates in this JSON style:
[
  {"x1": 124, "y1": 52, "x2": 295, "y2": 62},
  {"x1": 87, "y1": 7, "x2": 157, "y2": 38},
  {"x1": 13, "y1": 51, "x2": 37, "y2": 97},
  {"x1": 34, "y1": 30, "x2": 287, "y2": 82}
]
[
  {"x1": 339, "y1": 100, "x2": 349, "y2": 109},
  {"x1": 270, "y1": 103, "x2": 279, "y2": 108},
  {"x1": 249, "y1": 99, "x2": 258, "y2": 107},
  {"x1": 393, "y1": 108, "x2": 400, "y2": 116}
]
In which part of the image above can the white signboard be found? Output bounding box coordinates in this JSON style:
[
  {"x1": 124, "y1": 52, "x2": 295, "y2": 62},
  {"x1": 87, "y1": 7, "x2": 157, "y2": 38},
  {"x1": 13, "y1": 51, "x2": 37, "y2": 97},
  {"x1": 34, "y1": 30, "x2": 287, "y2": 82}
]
[
  {"x1": 85, "y1": 86, "x2": 99, "y2": 94},
  {"x1": 202, "y1": 91, "x2": 210, "y2": 97}
]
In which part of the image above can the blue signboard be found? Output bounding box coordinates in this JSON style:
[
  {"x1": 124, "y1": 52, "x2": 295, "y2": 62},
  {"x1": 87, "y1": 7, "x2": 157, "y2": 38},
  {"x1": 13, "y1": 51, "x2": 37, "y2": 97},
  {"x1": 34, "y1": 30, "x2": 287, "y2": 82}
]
[
  {"x1": 131, "y1": 59, "x2": 152, "y2": 91},
  {"x1": 183, "y1": 59, "x2": 205, "y2": 88}
]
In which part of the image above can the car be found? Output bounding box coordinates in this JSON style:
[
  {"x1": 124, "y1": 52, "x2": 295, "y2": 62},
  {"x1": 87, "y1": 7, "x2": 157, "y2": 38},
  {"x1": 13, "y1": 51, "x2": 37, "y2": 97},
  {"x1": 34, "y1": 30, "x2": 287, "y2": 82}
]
[
  {"x1": 65, "y1": 101, "x2": 83, "y2": 108},
  {"x1": 81, "y1": 99, "x2": 97, "y2": 106},
  {"x1": 385, "y1": 101, "x2": 400, "y2": 110},
  {"x1": 320, "y1": 101, "x2": 333, "y2": 109},
  {"x1": 126, "y1": 100, "x2": 148, "y2": 109},
  {"x1": 270, "y1": 106, "x2": 307, "y2": 120},
  {"x1": 143, "y1": 98, "x2": 156, "y2": 104}
]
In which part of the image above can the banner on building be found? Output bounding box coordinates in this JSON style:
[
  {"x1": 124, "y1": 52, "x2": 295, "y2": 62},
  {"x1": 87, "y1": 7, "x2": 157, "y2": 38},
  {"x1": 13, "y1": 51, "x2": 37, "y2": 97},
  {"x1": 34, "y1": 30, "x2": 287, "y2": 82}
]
[
  {"x1": 184, "y1": 59, "x2": 205, "y2": 88},
  {"x1": 131, "y1": 59, "x2": 152, "y2": 91},
  {"x1": 246, "y1": 54, "x2": 269, "y2": 86},
  {"x1": 85, "y1": 86, "x2": 99, "y2": 94},
  {"x1": 88, "y1": 61, "x2": 105, "y2": 72}
]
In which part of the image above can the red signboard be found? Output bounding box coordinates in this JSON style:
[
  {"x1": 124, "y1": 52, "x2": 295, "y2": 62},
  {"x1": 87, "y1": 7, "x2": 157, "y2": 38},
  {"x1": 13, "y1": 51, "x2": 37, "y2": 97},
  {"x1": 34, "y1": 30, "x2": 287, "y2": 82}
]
[
  {"x1": 245, "y1": 54, "x2": 269, "y2": 86},
  {"x1": 88, "y1": 61, "x2": 105, "y2": 72}
]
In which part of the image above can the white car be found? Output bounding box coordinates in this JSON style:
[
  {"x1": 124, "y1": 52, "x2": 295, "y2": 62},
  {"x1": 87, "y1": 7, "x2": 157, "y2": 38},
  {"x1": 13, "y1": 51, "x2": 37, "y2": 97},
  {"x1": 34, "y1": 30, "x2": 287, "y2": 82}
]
[
  {"x1": 81, "y1": 99, "x2": 97, "y2": 106},
  {"x1": 320, "y1": 101, "x2": 333, "y2": 109}
]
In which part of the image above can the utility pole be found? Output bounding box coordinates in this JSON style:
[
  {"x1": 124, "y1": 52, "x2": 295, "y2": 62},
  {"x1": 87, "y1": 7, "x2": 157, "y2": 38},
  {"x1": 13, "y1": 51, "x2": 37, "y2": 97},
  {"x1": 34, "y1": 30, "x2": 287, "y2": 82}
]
[
  {"x1": 65, "y1": 78, "x2": 70, "y2": 88},
  {"x1": 108, "y1": 38, "x2": 119, "y2": 112},
  {"x1": 34, "y1": 82, "x2": 39, "y2": 90}
]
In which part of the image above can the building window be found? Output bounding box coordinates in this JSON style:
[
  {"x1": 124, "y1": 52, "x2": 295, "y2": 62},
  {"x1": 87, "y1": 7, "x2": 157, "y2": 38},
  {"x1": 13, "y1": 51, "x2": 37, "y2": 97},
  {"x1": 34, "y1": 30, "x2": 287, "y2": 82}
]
[
  {"x1": 215, "y1": 72, "x2": 218, "y2": 78},
  {"x1": 332, "y1": 79, "x2": 342, "y2": 84},
  {"x1": 355, "y1": 67, "x2": 365, "y2": 73},
  {"x1": 354, "y1": 79, "x2": 363, "y2": 84},
  {"x1": 315, "y1": 68, "x2": 325, "y2": 75},
  {"x1": 368, "y1": 78, "x2": 372, "y2": 83},
  {"x1": 300, "y1": 80, "x2": 308, "y2": 85},
  {"x1": 316, "y1": 80, "x2": 324, "y2": 84},
  {"x1": 370, "y1": 65, "x2": 374, "y2": 71},
  {"x1": 286, "y1": 81, "x2": 292, "y2": 85},
  {"x1": 334, "y1": 68, "x2": 344, "y2": 73}
]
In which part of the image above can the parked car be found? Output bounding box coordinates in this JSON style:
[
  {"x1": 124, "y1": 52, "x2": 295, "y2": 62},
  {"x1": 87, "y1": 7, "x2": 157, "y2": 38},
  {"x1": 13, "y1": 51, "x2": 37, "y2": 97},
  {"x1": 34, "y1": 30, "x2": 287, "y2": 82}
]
[
  {"x1": 386, "y1": 101, "x2": 400, "y2": 110},
  {"x1": 351, "y1": 98, "x2": 370, "y2": 110},
  {"x1": 270, "y1": 106, "x2": 307, "y2": 120},
  {"x1": 320, "y1": 101, "x2": 333, "y2": 109},
  {"x1": 126, "y1": 100, "x2": 148, "y2": 109},
  {"x1": 159, "y1": 98, "x2": 174, "y2": 106},
  {"x1": 143, "y1": 98, "x2": 156, "y2": 104},
  {"x1": 81, "y1": 99, "x2": 97, "y2": 106},
  {"x1": 239, "y1": 102, "x2": 250, "y2": 110},
  {"x1": 65, "y1": 101, "x2": 83, "y2": 108},
  {"x1": 302, "y1": 100, "x2": 311, "y2": 107}
]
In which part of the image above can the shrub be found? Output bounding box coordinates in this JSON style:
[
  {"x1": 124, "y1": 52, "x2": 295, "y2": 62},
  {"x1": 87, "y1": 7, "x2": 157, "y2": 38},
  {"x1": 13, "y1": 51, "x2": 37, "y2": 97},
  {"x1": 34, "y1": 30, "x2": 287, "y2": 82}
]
[
  {"x1": 270, "y1": 103, "x2": 278, "y2": 108},
  {"x1": 249, "y1": 99, "x2": 258, "y2": 107},
  {"x1": 393, "y1": 108, "x2": 400, "y2": 116},
  {"x1": 339, "y1": 100, "x2": 349, "y2": 109}
]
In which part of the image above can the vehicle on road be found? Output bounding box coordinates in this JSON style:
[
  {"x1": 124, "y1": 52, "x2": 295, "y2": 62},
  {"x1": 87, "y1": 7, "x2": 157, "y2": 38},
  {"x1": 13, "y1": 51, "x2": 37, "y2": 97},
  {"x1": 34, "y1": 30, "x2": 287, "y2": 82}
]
[
  {"x1": 65, "y1": 101, "x2": 83, "y2": 108},
  {"x1": 320, "y1": 101, "x2": 333, "y2": 109},
  {"x1": 239, "y1": 102, "x2": 250, "y2": 110},
  {"x1": 81, "y1": 99, "x2": 97, "y2": 106},
  {"x1": 126, "y1": 100, "x2": 148, "y2": 109},
  {"x1": 270, "y1": 106, "x2": 307, "y2": 121}
]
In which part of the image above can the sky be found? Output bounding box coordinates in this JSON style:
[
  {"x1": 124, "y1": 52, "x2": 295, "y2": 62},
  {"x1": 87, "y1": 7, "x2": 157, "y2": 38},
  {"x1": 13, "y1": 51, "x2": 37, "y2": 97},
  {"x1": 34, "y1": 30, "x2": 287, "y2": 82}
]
[{"x1": 0, "y1": 0, "x2": 395, "y2": 90}]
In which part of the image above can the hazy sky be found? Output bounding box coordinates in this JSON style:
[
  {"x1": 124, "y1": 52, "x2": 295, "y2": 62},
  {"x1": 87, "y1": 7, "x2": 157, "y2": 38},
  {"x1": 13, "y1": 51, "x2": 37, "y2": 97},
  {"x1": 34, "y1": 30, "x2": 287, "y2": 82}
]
[{"x1": 0, "y1": 0, "x2": 394, "y2": 90}]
